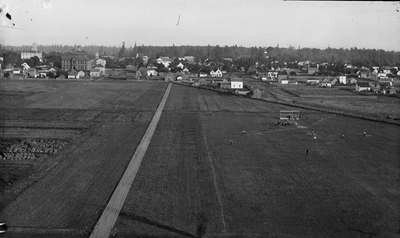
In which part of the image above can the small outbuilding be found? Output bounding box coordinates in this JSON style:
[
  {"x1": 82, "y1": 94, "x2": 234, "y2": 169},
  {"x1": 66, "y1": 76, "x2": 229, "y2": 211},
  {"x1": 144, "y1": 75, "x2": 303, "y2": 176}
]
[
  {"x1": 230, "y1": 80, "x2": 243, "y2": 89},
  {"x1": 280, "y1": 110, "x2": 301, "y2": 120},
  {"x1": 355, "y1": 82, "x2": 371, "y2": 92}
]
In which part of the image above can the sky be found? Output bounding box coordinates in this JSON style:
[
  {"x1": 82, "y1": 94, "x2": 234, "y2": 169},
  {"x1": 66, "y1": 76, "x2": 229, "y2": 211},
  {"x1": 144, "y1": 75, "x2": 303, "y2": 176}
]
[{"x1": 1, "y1": 0, "x2": 400, "y2": 51}]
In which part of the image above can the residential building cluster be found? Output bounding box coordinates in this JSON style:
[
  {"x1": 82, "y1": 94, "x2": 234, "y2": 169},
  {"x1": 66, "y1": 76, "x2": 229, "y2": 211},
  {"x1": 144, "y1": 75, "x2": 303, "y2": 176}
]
[{"x1": 1, "y1": 45, "x2": 399, "y2": 95}]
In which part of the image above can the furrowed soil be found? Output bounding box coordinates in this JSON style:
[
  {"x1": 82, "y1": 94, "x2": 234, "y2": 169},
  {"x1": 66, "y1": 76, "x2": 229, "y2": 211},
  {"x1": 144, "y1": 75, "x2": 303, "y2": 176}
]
[{"x1": 0, "y1": 80, "x2": 167, "y2": 238}]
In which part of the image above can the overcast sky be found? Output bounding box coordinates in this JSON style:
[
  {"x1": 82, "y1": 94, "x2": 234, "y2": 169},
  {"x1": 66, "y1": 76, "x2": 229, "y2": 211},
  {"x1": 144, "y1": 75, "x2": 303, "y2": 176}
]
[{"x1": 1, "y1": 0, "x2": 399, "y2": 50}]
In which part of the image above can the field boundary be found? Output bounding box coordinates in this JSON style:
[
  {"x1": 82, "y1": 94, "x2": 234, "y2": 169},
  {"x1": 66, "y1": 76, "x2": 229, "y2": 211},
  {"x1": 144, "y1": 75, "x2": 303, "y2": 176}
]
[
  {"x1": 252, "y1": 97, "x2": 400, "y2": 126},
  {"x1": 173, "y1": 82, "x2": 400, "y2": 126},
  {"x1": 88, "y1": 83, "x2": 172, "y2": 238},
  {"x1": 5, "y1": 227, "x2": 86, "y2": 236},
  {"x1": 202, "y1": 131, "x2": 227, "y2": 232},
  {"x1": 172, "y1": 82, "x2": 400, "y2": 126}
]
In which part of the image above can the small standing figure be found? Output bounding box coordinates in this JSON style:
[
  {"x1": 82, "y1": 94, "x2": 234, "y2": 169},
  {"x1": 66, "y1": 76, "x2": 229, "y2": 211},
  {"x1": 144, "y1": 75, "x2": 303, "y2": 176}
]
[
  {"x1": 196, "y1": 214, "x2": 208, "y2": 238},
  {"x1": 363, "y1": 129, "x2": 368, "y2": 137},
  {"x1": 305, "y1": 148, "x2": 310, "y2": 160}
]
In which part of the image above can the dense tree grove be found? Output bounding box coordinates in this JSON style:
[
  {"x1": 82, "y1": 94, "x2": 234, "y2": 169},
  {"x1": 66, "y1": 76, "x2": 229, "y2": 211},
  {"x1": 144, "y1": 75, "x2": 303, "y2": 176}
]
[{"x1": 2, "y1": 44, "x2": 400, "y2": 67}]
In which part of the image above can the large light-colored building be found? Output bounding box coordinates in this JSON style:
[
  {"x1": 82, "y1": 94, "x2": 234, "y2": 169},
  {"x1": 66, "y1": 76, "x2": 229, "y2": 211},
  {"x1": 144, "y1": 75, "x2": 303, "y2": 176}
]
[
  {"x1": 21, "y1": 51, "x2": 43, "y2": 62},
  {"x1": 61, "y1": 52, "x2": 90, "y2": 72}
]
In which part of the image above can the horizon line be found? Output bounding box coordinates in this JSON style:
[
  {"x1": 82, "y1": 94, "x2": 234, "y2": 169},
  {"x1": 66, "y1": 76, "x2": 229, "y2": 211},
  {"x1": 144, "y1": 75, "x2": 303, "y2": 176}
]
[{"x1": 2, "y1": 44, "x2": 400, "y2": 52}]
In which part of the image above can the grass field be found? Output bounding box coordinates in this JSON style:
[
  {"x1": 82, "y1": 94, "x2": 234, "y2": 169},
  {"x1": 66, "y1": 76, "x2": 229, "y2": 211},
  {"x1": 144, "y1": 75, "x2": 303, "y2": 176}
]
[
  {"x1": 248, "y1": 82, "x2": 400, "y2": 120},
  {"x1": 114, "y1": 84, "x2": 400, "y2": 238},
  {"x1": 0, "y1": 80, "x2": 399, "y2": 238}
]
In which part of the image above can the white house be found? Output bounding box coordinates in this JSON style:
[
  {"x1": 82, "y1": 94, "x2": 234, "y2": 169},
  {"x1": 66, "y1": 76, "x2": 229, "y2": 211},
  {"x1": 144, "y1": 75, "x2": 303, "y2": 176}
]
[
  {"x1": 156, "y1": 57, "x2": 172, "y2": 68},
  {"x1": 382, "y1": 68, "x2": 392, "y2": 75},
  {"x1": 147, "y1": 69, "x2": 158, "y2": 77},
  {"x1": 230, "y1": 80, "x2": 243, "y2": 89},
  {"x1": 267, "y1": 71, "x2": 278, "y2": 80},
  {"x1": 90, "y1": 69, "x2": 102, "y2": 78},
  {"x1": 320, "y1": 82, "x2": 332, "y2": 88},
  {"x1": 377, "y1": 73, "x2": 388, "y2": 80},
  {"x1": 199, "y1": 73, "x2": 208, "y2": 78},
  {"x1": 12, "y1": 69, "x2": 22, "y2": 75},
  {"x1": 95, "y1": 58, "x2": 106, "y2": 67},
  {"x1": 339, "y1": 76, "x2": 347, "y2": 84},
  {"x1": 21, "y1": 62, "x2": 30, "y2": 71},
  {"x1": 177, "y1": 62, "x2": 184, "y2": 69},
  {"x1": 210, "y1": 69, "x2": 223, "y2": 78},
  {"x1": 68, "y1": 74, "x2": 76, "y2": 79}
]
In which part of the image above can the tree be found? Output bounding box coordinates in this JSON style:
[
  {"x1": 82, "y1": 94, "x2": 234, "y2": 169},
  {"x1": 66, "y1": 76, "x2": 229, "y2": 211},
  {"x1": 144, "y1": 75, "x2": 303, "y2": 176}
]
[
  {"x1": 187, "y1": 63, "x2": 201, "y2": 73},
  {"x1": 118, "y1": 41, "x2": 126, "y2": 58},
  {"x1": 26, "y1": 56, "x2": 41, "y2": 67},
  {"x1": 155, "y1": 63, "x2": 168, "y2": 73},
  {"x1": 247, "y1": 65, "x2": 257, "y2": 74},
  {"x1": 169, "y1": 58, "x2": 181, "y2": 73},
  {"x1": 44, "y1": 53, "x2": 62, "y2": 68},
  {"x1": 2, "y1": 50, "x2": 21, "y2": 67}
]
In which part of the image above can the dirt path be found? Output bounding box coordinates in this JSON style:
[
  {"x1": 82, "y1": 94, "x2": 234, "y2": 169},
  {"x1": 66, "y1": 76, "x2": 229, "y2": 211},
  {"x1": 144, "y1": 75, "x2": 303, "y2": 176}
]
[{"x1": 89, "y1": 83, "x2": 172, "y2": 238}]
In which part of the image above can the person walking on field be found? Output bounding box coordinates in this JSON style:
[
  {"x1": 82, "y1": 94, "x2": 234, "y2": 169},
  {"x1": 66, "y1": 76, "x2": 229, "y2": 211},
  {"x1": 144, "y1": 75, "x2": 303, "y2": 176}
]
[{"x1": 305, "y1": 148, "x2": 310, "y2": 160}]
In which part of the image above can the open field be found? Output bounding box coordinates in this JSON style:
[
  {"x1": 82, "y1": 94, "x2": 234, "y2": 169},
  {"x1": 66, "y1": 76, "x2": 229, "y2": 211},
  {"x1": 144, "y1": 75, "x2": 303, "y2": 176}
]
[
  {"x1": 247, "y1": 82, "x2": 400, "y2": 120},
  {"x1": 0, "y1": 80, "x2": 399, "y2": 238},
  {"x1": 114, "y1": 84, "x2": 400, "y2": 238},
  {"x1": 0, "y1": 80, "x2": 168, "y2": 238}
]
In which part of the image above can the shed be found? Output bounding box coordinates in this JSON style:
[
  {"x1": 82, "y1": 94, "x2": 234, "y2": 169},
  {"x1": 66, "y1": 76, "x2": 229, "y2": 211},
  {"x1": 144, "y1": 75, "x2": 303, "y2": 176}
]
[
  {"x1": 231, "y1": 80, "x2": 243, "y2": 89},
  {"x1": 280, "y1": 110, "x2": 301, "y2": 120},
  {"x1": 355, "y1": 82, "x2": 371, "y2": 92}
]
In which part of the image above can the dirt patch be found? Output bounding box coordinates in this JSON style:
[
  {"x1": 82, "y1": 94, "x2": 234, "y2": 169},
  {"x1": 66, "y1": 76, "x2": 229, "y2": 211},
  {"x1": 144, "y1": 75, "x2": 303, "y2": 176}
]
[
  {"x1": 0, "y1": 138, "x2": 69, "y2": 159},
  {"x1": 0, "y1": 162, "x2": 33, "y2": 191},
  {"x1": 0, "y1": 138, "x2": 69, "y2": 192}
]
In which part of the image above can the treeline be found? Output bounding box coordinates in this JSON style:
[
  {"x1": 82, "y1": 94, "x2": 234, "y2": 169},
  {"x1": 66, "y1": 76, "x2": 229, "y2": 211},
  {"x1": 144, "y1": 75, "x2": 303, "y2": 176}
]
[
  {"x1": 266, "y1": 47, "x2": 400, "y2": 67},
  {"x1": 2, "y1": 44, "x2": 400, "y2": 67}
]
